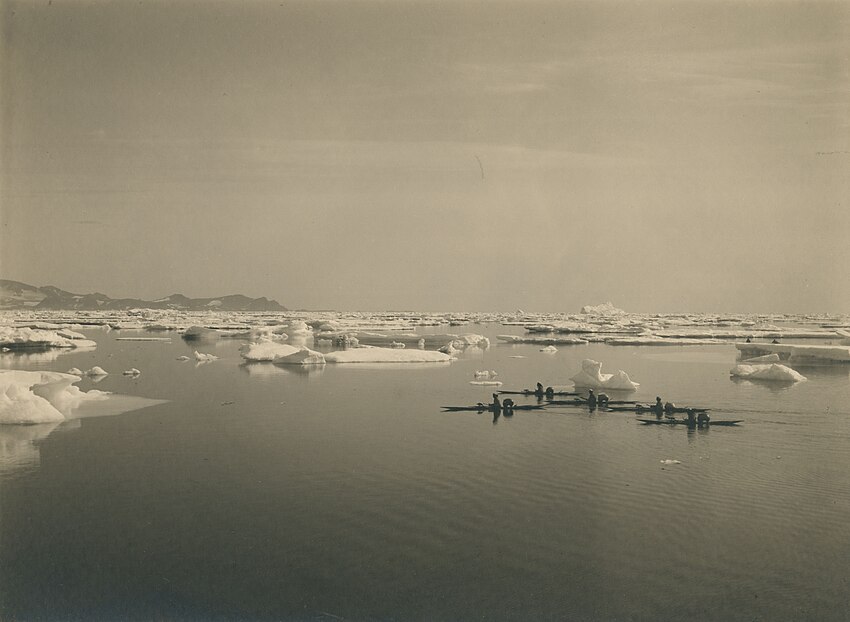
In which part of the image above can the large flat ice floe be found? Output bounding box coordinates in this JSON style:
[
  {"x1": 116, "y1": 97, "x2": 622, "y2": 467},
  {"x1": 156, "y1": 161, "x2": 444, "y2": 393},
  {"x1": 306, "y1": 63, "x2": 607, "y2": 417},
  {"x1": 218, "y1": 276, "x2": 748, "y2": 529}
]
[
  {"x1": 324, "y1": 347, "x2": 452, "y2": 364},
  {"x1": 0, "y1": 327, "x2": 97, "y2": 350},
  {"x1": 570, "y1": 359, "x2": 639, "y2": 391},
  {"x1": 316, "y1": 331, "x2": 489, "y2": 349},
  {"x1": 0, "y1": 370, "x2": 108, "y2": 424},
  {"x1": 736, "y1": 343, "x2": 850, "y2": 363},
  {"x1": 730, "y1": 363, "x2": 807, "y2": 383},
  {"x1": 497, "y1": 335, "x2": 588, "y2": 345}
]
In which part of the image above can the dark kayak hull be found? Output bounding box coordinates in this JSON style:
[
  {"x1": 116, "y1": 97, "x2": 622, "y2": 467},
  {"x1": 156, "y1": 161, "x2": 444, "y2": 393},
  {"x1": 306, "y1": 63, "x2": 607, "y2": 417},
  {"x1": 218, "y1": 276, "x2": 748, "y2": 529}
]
[
  {"x1": 442, "y1": 404, "x2": 546, "y2": 412},
  {"x1": 637, "y1": 418, "x2": 741, "y2": 427}
]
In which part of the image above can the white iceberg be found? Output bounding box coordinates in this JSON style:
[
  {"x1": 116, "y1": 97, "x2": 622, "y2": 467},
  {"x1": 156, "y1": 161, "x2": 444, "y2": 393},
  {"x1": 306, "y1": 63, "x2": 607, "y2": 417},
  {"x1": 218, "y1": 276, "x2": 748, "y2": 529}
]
[
  {"x1": 324, "y1": 348, "x2": 452, "y2": 364},
  {"x1": 469, "y1": 380, "x2": 503, "y2": 386},
  {"x1": 540, "y1": 345, "x2": 558, "y2": 353},
  {"x1": 240, "y1": 340, "x2": 299, "y2": 362},
  {"x1": 67, "y1": 368, "x2": 83, "y2": 376},
  {"x1": 570, "y1": 359, "x2": 639, "y2": 391},
  {"x1": 581, "y1": 302, "x2": 626, "y2": 315},
  {"x1": 193, "y1": 351, "x2": 219, "y2": 362},
  {"x1": 0, "y1": 327, "x2": 97, "y2": 350},
  {"x1": 122, "y1": 368, "x2": 141, "y2": 376},
  {"x1": 84, "y1": 366, "x2": 108, "y2": 377},
  {"x1": 473, "y1": 370, "x2": 498, "y2": 378},
  {"x1": 273, "y1": 347, "x2": 326, "y2": 366},
  {"x1": 0, "y1": 370, "x2": 109, "y2": 425},
  {"x1": 730, "y1": 363, "x2": 807, "y2": 383}
]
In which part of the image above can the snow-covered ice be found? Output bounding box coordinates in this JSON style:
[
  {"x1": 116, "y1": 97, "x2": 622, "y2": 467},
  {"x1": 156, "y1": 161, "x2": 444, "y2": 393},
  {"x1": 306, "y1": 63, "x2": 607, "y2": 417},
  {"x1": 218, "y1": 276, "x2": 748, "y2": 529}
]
[
  {"x1": 736, "y1": 343, "x2": 850, "y2": 363},
  {"x1": 469, "y1": 380, "x2": 503, "y2": 386},
  {"x1": 570, "y1": 359, "x2": 639, "y2": 391},
  {"x1": 0, "y1": 326, "x2": 97, "y2": 350},
  {"x1": 240, "y1": 340, "x2": 299, "y2": 362},
  {"x1": 273, "y1": 347, "x2": 326, "y2": 366},
  {"x1": 540, "y1": 345, "x2": 558, "y2": 353},
  {"x1": 324, "y1": 348, "x2": 452, "y2": 364},
  {"x1": 84, "y1": 366, "x2": 108, "y2": 377},
  {"x1": 193, "y1": 351, "x2": 219, "y2": 362},
  {"x1": 730, "y1": 363, "x2": 807, "y2": 383},
  {"x1": 123, "y1": 368, "x2": 141, "y2": 376},
  {"x1": 497, "y1": 335, "x2": 587, "y2": 345},
  {"x1": 0, "y1": 370, "x2": 109, "y2": 425}
]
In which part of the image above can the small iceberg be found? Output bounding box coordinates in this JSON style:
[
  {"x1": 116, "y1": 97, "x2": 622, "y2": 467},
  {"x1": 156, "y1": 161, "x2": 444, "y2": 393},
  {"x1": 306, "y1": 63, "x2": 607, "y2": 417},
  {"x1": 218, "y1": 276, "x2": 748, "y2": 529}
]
[
  {"x1": 469, "y1": 380, "x2": 503, "y2": 386},
  {"x1": 122, "y1": 368, "x2": 141, "y2": 376},
  {"x1": 730, "y1": 363, "x2": 807, "y2": 383},
  {"x1": 273, "y1": 347, "x2": 326, "y2": 366},
  {"x1": 84, "y1": 366, "x2": 109, "y2": 377},
  {"x1": 570, "y1": 359, "x2": 639, "y2": 391},
  {"x1": 240, "y1": 340, "x2": 299, "y2": 362},
  {"x1": 1, "y1": 370, "x2": 109, "y2": 425},
  {"x1": 540, "y1": 345, "x2": 558, "y2": 353},
  {"x1": 193, "y1": 351, "x2": 219, "y2": 362}
]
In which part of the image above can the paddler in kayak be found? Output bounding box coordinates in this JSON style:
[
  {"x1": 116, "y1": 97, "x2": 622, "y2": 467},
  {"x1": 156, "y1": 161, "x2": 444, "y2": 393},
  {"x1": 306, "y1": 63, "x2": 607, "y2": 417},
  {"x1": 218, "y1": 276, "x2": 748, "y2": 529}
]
[
  {"x1": 697, "y1": 410, "x2": 710, "y2": 425},
  {"x1": 535, "y1": 382, "x2": 545, "y2": 397},
  {"x1": 588, "y1": 389, "x2": 598, "y2": 407},
  {"x1": 686, "y1": 409, "x2": 697, "y2": 427},
  {"x1": 492, "y1": 393, "x2": 502, "y2": 411},
  {"x1": 502, "y1": 397, "x2": 515, "y2": 413},
  {"x1": 653, "y1": 397, "x2": 664, "y2": 417},
  {"x1": 545, "y1": 386, "x2": 555, "y2": 398}
]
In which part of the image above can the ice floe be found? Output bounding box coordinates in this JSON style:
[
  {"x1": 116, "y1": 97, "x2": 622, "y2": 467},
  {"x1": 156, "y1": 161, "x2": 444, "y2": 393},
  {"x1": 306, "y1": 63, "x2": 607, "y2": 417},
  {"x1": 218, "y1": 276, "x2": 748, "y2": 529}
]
[
  {"x1": 84, "y1": 366, "x2": 109, "y2": 377},
  {"x1": 470, "y1": 380, "x2": 503, "y2": 386},
  {"x1": 0, "y1": 326, "x2": 97, "y2": 350},
  {"x1": 273, "y1": 347, "x2": 326, "y2": 366},
  {"x1": 193, "y1": 351, "x2": 219, "y2": 362},
  {"x1": 540, "y1": 345, "x2": 558, "y2": 353},
  {"x1": 570, "y1": 359, "x2": 639, "y2": 391},
  {"x1": 122, "y1": 368, "x2": 141, "y2": 376},
  {"x1": 324, "y1": 347, "x2": 452, "y2": 364},
  {"x1": 473, "y1": 370, "x2": 498, "y2": 378},
  {"x1": 736, "y1": 343, "x2": 850, "y2": 363},
  {"x1": 240, "y1": 340, "x2": 299, "y2": 362},
  {"x1": 497, "y1": 335, "x2": 587, "y2": 345},
  {"x1": 730, "y1": 363, "x2": 807, "y2": 383},
  {"x1": 0, "y1": 370, "x2": 109, "y2": 425}
]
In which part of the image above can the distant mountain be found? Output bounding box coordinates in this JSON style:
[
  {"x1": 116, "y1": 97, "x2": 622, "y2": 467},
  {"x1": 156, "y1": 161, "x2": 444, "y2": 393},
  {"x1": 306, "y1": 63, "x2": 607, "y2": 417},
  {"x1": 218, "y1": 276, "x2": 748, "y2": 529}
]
[{"x1": 0, "y1": 280, "x2": 287, "y2": 311}]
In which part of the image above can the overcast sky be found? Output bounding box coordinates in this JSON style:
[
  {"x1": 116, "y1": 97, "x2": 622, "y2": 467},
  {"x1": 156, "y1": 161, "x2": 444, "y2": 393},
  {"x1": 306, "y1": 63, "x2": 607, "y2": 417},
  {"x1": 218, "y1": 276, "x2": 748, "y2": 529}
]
[{"x1": 2, "y1": 0, "x2": 848, "y2": 313}]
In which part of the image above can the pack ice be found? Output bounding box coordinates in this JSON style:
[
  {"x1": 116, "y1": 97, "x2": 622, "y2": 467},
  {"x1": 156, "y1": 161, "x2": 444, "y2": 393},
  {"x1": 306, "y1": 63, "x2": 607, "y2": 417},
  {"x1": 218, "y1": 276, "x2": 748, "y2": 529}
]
[{"x1": 0, "y1": 327, "x2": 97, "y2": 350}]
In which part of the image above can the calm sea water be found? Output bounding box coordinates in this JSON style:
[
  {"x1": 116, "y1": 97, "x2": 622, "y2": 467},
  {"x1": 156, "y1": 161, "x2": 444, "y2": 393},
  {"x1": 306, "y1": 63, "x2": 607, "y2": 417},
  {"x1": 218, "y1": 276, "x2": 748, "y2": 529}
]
[{"x1": 2, "y1": 324, "x2": 850, "y2": 621}]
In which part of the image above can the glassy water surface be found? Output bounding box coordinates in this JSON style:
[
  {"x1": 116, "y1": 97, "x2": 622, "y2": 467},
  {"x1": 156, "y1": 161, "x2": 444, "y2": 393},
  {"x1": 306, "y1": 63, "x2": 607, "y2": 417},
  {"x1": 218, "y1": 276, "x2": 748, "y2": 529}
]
[{"x1": 2, "y1": 325, "x2": 849, "y2": 621}]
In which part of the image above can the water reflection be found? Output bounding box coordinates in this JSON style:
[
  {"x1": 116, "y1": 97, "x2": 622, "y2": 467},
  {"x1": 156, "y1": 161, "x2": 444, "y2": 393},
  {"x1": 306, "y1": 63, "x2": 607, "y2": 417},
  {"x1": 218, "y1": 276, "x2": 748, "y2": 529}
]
[{"x1": 0, "y1": 346, "x2": 96, "y2": 367}]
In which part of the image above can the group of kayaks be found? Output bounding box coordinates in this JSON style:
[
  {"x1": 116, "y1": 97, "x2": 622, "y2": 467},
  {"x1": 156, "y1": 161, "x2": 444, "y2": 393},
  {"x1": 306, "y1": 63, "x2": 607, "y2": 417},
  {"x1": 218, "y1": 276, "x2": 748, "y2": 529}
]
[{"x1": 441, "y1": 389, "x2": 743, "y2": 426}]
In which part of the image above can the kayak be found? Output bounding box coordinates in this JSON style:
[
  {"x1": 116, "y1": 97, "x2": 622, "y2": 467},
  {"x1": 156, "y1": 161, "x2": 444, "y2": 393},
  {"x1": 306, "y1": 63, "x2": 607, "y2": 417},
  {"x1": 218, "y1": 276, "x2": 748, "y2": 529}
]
[
  {"x1": 498, "y1": 390, "x2": 579, "y2": 396},
  {"x1": 637, "y1": 418, "x2": 741, "y2": 427},
  {"x1": 441, "y1": 404, "x2": 547, "y2": 412}
]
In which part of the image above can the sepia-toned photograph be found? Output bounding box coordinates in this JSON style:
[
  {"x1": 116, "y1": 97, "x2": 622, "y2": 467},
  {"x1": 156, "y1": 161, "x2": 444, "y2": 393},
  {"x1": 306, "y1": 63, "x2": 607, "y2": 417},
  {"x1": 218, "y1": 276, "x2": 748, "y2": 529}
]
[{"x1": 1, "y1": 1, "x2": 849, "y2": 620}]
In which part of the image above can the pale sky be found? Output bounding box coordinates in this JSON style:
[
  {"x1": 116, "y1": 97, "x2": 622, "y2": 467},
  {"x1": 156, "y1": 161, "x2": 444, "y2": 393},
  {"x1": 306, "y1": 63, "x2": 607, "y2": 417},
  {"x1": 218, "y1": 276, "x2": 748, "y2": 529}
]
[{"x1": 2, "y1": 0, "x2": 848, "y2": 313}]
